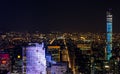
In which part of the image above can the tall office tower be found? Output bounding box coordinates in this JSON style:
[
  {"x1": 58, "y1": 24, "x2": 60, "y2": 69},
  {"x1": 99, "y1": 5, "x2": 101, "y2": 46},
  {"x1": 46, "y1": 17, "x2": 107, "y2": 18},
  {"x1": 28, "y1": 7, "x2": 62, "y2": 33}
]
[
  {"x1": 106, "y1": 9, "x2": 112, "y2": 60},
  {"x1": 22, "y1": 43, "x2": 46, "y2": 74}
]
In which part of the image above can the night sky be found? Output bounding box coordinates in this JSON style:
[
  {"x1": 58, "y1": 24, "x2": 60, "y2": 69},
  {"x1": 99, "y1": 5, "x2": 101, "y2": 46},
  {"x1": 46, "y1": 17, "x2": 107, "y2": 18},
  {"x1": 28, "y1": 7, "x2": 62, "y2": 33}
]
[{"x1": 0, "y1": 0, "x2": 120, "y2": 32}]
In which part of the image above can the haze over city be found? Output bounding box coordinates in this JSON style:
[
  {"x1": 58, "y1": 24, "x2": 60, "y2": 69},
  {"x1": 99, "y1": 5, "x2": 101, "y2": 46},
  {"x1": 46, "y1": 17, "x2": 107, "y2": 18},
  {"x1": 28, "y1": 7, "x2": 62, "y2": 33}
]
[{"x1": 0, "y1": 0, "x2": 120, "y2": 32}]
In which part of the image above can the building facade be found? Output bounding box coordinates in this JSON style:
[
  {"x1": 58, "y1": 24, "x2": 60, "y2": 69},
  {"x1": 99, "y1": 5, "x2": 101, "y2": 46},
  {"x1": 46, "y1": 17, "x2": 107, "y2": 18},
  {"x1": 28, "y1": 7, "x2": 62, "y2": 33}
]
[
  {"x1": 106, "y1": 9, "x2": 112, "y2": 60},
  {"x1": 22, "y1": 43, "x2": 46, "y2": 74}
]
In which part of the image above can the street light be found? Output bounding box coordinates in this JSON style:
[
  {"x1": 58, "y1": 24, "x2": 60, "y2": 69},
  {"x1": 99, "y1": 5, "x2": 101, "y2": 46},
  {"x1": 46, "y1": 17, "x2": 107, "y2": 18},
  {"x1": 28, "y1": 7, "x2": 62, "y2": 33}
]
[
  {"x1": 17, "y1": 55, "x2": 21, "y2": 59},
  {"x1": 104, "y1": 65, "x2": 110, "y2": 69},
  {"x1": 104, "y1": 64, "x2": 110, "y2": 73}
]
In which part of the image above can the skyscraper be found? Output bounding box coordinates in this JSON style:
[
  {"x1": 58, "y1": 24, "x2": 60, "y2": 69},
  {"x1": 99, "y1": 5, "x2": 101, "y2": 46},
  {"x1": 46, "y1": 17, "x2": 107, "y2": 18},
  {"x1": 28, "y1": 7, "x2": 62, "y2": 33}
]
[
  {"x1": 106, "y1": 9, "x2": 112, "y2": 60},
  {"x1": 22, "y1": 43, "x2": 46, "y2": 74}
]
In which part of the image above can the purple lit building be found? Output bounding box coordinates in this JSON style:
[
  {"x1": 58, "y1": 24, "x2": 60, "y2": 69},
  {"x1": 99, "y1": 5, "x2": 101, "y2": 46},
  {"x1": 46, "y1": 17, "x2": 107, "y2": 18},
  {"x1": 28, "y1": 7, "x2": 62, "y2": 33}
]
[
  {"x1": 51, "y1": 62, "x2": 68, "y2": 74},
  {"x1": 22, "y1": 43, "x2": 46, "y2": 74}
]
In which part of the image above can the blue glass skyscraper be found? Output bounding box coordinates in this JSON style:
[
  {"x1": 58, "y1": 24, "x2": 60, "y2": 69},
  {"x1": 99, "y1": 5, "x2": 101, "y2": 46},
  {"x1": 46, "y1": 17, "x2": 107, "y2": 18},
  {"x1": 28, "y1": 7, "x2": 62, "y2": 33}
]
[{"x1": 106, "y1": 9, "x2": 112, "y2": 60}]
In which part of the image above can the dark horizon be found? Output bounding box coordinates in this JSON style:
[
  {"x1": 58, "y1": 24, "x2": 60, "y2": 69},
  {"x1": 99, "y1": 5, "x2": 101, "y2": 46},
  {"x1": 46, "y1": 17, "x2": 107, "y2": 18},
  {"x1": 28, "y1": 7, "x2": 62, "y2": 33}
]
[{"x1": 0, "y1": 0, "x2": 120, "y2": 33}]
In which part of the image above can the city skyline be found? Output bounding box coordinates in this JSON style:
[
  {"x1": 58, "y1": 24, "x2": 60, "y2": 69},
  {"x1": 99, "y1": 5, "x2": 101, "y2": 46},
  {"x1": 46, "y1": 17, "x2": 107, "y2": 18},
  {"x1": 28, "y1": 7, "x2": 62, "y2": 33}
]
[{"x1": 0, "y1": 0, "x2": 120, "y2": 32}]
